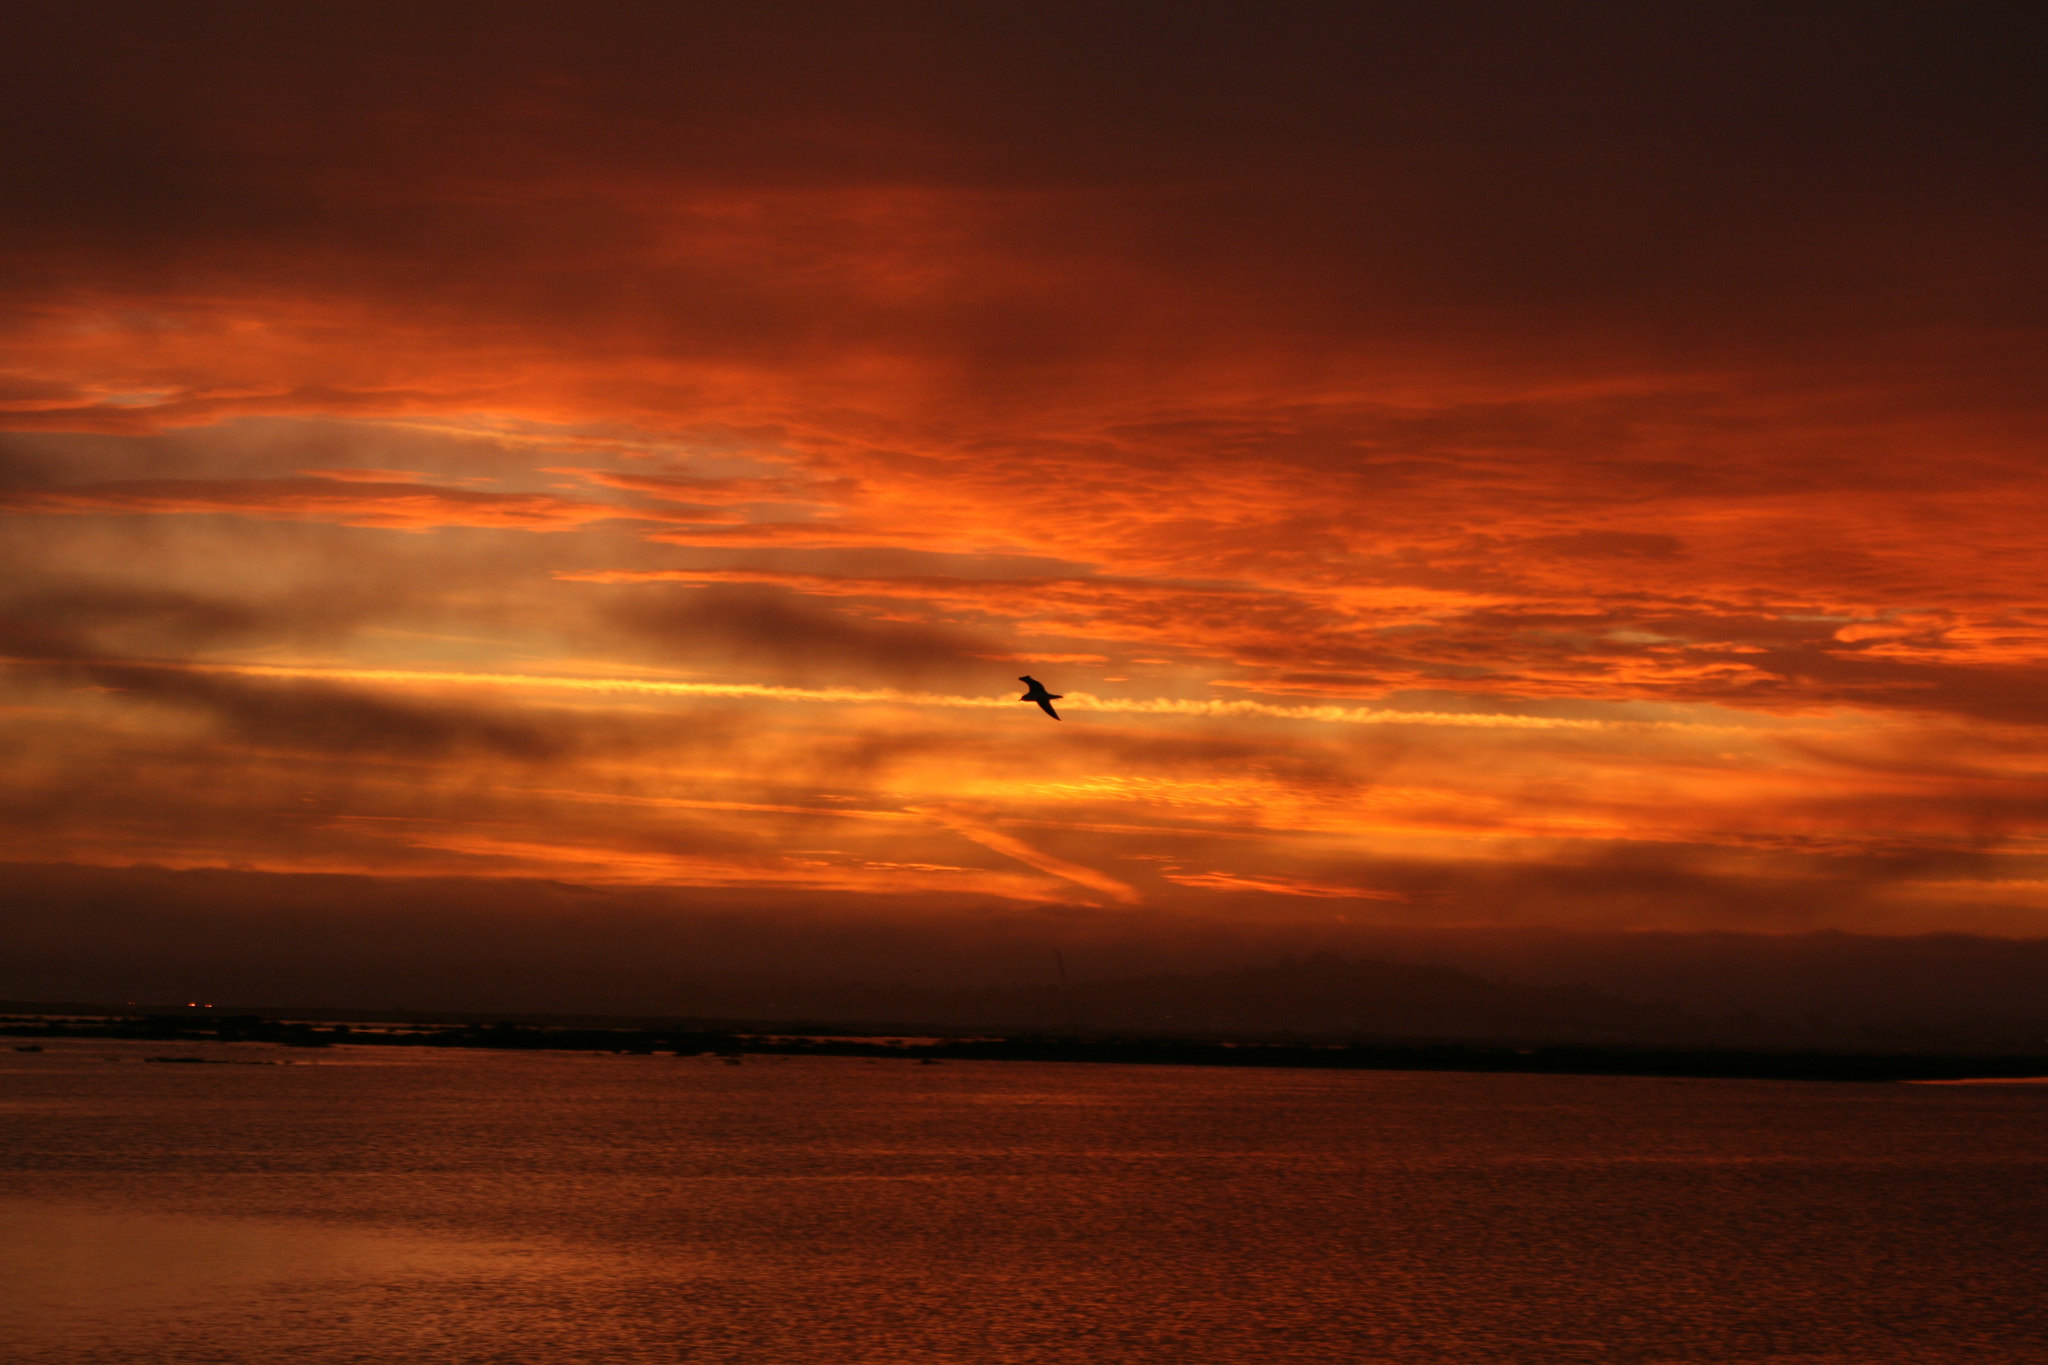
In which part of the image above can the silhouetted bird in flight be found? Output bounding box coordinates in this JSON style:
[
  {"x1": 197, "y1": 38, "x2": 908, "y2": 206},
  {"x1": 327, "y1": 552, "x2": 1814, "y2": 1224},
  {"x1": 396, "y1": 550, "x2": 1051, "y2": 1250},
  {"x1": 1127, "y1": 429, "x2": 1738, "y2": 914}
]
[{"x1": 1018, "y1": 676, "x2": 1062, "y2": 720}]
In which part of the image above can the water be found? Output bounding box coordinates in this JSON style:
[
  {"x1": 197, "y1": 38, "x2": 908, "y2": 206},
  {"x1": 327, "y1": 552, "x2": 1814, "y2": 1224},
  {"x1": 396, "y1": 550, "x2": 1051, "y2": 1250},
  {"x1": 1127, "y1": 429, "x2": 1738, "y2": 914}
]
[{"x1": 2, "y1": 1039, "x2": 2044, "y2": 1364}]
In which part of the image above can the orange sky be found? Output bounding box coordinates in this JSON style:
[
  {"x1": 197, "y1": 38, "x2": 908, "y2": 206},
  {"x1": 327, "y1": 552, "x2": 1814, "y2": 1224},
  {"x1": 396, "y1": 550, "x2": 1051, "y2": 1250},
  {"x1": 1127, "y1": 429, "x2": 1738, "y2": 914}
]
[{"x1": 4, "y1": 2, "x2": 2046, "y2": 979}]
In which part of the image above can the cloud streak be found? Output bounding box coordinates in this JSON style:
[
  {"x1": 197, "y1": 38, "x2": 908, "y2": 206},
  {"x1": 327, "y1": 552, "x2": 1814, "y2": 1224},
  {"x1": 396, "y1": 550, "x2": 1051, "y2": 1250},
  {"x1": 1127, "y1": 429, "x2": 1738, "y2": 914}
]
[
  {"x1": 0, "y1": 475, "x2": 740, "y2": 531},
  {"x1": 911, "y1": 806, "x2": 1142, "y2": 905},
  {"x1": 1, "y1": 654, "x2": 1763, "y2": 733}
]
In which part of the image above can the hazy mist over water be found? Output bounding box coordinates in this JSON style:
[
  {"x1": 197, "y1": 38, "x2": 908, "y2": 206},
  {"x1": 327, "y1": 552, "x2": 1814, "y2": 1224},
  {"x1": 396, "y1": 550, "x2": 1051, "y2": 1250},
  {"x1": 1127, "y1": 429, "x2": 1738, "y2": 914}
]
[
  {"x1": 10, "y1": 864, "x2": 2048, "y2": 1049},
  {"x1": 3, "y1": 1041, "x2": 2045, "y2": 1363}
]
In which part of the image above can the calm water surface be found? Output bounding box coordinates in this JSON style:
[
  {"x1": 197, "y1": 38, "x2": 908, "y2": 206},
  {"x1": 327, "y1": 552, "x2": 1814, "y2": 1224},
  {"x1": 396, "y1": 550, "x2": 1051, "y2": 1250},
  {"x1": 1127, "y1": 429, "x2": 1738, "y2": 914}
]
[{"x1": 2, "y1": 1039, "x2": 2043, "y2": 1363}]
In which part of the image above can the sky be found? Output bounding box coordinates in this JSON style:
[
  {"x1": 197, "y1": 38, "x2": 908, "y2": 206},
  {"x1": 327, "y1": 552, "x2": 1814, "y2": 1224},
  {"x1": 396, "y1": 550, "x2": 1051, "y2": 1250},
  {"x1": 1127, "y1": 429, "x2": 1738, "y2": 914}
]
[{"x1": 4, "y1": 3, "x2": 2047, "y2": 1005}]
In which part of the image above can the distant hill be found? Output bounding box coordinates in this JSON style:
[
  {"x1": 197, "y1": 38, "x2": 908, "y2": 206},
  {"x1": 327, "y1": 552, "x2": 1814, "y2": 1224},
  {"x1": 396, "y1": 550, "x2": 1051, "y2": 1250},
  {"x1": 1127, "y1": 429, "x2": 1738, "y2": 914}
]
[
  {"x1": 15, "y1": 947, "x2": 2045, "y2": 1053},
  {"x1": 1335, "y1": 927, "x2": 2048, "y2": 1051},
  {"x1": 1064, "y1": 953, "x2": 1701, "y2": 1040},
  {"x1": 659, "y1": 952, "x2": 1706, "y2": 1044},
  {"x1": 0, "y1": 956, "x2": 1703, "y2": 1044}
]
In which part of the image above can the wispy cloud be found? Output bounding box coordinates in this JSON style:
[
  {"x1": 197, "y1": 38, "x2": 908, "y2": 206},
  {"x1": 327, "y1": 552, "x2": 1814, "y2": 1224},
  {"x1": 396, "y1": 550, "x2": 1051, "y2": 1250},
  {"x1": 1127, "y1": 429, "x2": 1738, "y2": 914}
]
[
  {"x1": 3, "y1": 655, "x2": 1757, "y2": 733},
  {"x1": 1160, "y1": 870, "x2": 1410, "y2": 901},
  {"x1": 911, "y1": 806, "x2": 1143, "y2": 904},
  {"x1": 0, "y1": 476, "x2": 729, "y2": 531}
]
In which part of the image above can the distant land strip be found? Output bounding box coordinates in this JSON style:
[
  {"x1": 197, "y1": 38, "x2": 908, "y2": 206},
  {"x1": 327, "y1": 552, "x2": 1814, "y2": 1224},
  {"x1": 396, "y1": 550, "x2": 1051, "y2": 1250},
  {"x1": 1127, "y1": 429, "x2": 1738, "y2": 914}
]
[{"x1": 6, "y1": 1014, "x2": 2046, "y2": 1085}]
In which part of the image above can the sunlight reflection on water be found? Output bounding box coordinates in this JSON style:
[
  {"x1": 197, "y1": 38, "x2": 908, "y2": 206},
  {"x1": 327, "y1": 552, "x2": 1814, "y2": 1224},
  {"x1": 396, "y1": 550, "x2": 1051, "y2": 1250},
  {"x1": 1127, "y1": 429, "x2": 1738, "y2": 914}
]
[{"x1": 2, "y1": 1038, "x2": 2045, "y2": 1363}]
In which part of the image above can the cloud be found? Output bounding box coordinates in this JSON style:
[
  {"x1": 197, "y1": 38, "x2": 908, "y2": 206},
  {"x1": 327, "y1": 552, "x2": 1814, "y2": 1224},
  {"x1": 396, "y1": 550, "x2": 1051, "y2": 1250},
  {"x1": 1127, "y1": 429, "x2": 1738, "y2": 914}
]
[
  {"x1": 8, "y1": 655, "x2": 1762, "y2": 738},
  {"x1": 911, "y1": 806, "x2": 1142, "y2": 905},
  {"x1": 0, "y1": 475, "x2": 735, "y2": 531},
  {"x1": 1159, "y1": 870, "x2": 1411, "y2": 901},
  {"x1": 558, "y1": 467, "x2": 847, "y2": 508},
  {"x1": 595, "y1": 581, "x2": 1002, "y2": 686},
  {"x1": 1518, "y1": 531, "x2": 1684, "y2": 561},
  {"x1": 0, "y1": 585, "x2": 274, "y2": 663},
  {"x1": 58, "y1": 662, "x2": 571, "y2": 762},
  {"x1": 402, "y1": 830, "x2": 1064, "y2": 900}
]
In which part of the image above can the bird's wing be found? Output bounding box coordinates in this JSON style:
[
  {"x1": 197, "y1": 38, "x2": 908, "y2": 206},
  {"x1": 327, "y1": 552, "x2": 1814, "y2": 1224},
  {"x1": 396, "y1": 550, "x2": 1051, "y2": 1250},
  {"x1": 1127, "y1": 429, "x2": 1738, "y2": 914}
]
[{"x1": 1035, "y1": 698, "x2": 1061, "y2": 719}]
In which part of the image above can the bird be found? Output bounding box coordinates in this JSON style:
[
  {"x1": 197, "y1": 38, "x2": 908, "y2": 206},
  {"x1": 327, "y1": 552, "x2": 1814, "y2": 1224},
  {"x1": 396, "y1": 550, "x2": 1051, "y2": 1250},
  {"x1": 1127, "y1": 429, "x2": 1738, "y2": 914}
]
[{"x1": 1018, "y1": 676, "x2": 1063, "y2": 720}]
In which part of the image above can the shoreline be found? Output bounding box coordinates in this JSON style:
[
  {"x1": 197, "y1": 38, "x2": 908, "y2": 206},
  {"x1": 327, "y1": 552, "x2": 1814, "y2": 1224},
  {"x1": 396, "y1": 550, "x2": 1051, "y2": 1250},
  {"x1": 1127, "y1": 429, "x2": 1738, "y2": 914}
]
[{"x1": 8, "y1": 1013, "x2": 2047, "y2": 1084}]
